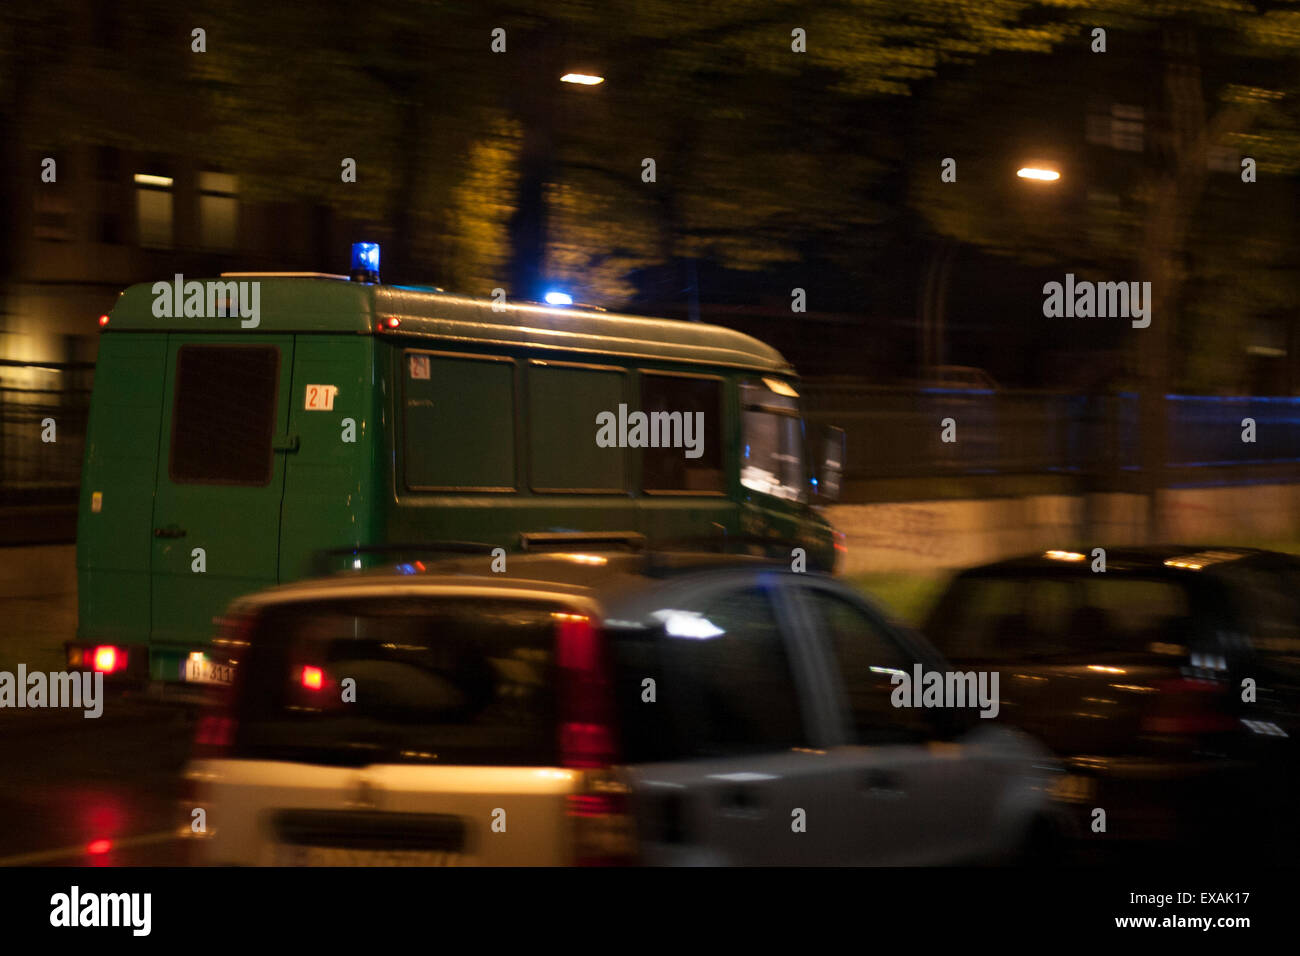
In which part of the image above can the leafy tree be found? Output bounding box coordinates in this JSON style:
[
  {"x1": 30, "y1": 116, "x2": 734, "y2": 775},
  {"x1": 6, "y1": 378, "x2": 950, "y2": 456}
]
[{"x1": 907, "y1": 1, "x2": 1300, "y2": 534}]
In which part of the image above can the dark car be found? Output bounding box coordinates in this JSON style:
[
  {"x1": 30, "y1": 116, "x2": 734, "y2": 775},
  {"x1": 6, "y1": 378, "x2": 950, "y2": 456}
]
[
  {"x1": 922, "y1": 546, "x2": 1300, "y2": 861},
  {"x1": 186, "y1": 549, "x2": 1068, "y2": 866}
]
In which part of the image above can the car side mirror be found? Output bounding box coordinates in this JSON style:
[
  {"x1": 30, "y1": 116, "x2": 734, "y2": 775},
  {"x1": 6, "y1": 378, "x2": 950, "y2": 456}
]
[{"x1": 814, "y1": 425, "x2": 845, "y2": 503}]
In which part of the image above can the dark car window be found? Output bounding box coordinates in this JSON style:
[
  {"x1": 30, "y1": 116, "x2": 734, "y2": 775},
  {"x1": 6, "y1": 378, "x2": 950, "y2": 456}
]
[
  {"x1": 930, "y1": 573, "x2": 1197, "y2": 661},
  {"x1": 1220, "y1": 565, "x2": 1300, "y2": 679},
  {"x1": 803, "y1": 588, "x2": 940, "y2": 744},
  {"x1": 231, "y1": 597, "x2": 559, "y2": 766},
  {"x1": 642, "y1": 585, "x2": 808, "y2": 758},
  {"x1": 925, "y1": 576, "x2": 1027, "y2": 661},
  {"x1": 1078, "y1": 578, "x2": 1195, "y2": 649}
]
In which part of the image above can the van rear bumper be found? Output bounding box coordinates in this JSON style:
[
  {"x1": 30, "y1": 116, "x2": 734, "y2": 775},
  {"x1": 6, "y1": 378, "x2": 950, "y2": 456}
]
[{"x1": 66, "y1": 641, "x2": 235, "y2": 687}]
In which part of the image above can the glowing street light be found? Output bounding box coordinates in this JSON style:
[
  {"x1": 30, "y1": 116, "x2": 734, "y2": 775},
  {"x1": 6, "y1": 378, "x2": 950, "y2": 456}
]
[
  {"x1": 560, "y1": 72, "x2": 604, "y2": 86},
  {"x1": 1016, "y1": 166, "x2": 1061, "y2": 182}
]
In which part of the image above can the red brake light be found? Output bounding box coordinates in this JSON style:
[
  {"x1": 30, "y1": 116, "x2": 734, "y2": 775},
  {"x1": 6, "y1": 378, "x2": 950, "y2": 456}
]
[
  {"x1": 1142, "y1": 677, "x2": 1239, "y2": 734},
  {"x1": 555, "y1": 613, "x2": 615, "y2": 768},
  {"x1": 92, "y1": 646, "x2": 125, "y2": 673},
  {"x1": 86, "y1": 839, "x2": 112, "y2": 855},
  {"x1": 554, "y1": 612, "x2": 636, "y2": 864},
  {"x1": 195, "y1": 714, "x2": 235, "y2": 749},
  {"x1": 301, "y1": 666, "x2": 324, "y2": 691}
]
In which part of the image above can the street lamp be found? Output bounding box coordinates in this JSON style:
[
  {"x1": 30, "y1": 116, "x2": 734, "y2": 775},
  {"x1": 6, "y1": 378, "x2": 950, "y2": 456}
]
[
  {"x1": 560, "y1": 72, "x2": 604, "y2": 85},
  {"x1": 1016, "y1": 166, "x2": 1061, "y2": 182}
]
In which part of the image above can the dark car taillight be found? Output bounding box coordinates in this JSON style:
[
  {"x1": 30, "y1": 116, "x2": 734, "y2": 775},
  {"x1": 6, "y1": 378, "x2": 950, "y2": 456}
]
[
  {"x1": 193, "y1": 713, "x2": 236, "y2": 755},
  {"x1": 191, "y1": 613, "x2": 252, "y2": 758},
  {"x1": 554, "y1": 612, "x2": 636, "y2": 865},
  {"x1": 1142, "y1": 677, "x2": 1239, "y2": 735}
]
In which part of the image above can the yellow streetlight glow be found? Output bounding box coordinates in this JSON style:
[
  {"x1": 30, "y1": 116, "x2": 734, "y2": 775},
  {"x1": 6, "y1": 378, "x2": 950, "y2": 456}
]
[
  {"x1": 1017, "y1": 167, "x2": 1061, "y2": 182},
  {"x1": 560, "y1": 73, "x2": 604, "y2": 85}
]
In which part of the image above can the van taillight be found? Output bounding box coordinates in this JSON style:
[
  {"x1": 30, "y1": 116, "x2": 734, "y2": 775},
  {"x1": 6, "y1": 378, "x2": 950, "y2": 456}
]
[
  {"x1": 92, "y1": 646, "x2": 126, "y2": 673},
  {"x1": 554, "y1": 612, "x2": 636, "y2": 864}
]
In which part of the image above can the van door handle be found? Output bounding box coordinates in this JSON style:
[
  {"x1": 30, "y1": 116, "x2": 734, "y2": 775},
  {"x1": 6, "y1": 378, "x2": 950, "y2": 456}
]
[
  {"x1": 153, "y1": 525, "x2": 187, "y2": 539},
  {"x1": 272, "y1": 434, "x2": 300, "y2": 453}
]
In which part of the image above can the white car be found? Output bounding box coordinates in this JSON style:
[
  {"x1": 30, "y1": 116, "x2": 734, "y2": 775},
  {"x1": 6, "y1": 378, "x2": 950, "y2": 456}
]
[{"x1": 185, "y1": 551, "x2": 1070, "y2": 865}]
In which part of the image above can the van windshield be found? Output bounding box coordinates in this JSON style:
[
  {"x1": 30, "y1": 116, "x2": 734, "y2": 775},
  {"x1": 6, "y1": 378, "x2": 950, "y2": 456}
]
[{"x1": 229, "y1": 597, "x2": 561, "y2": 766}]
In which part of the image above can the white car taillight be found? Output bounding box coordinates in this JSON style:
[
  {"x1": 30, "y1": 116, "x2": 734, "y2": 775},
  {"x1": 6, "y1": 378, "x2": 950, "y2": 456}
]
[{"x1": 554, "y1": 612, "x2": 637, "y2": 865}]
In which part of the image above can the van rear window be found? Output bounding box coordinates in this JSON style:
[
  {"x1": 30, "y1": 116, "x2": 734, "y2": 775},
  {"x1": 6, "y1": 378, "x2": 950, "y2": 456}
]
[
  {"x1": 170, "y1": 345, "x2": 279, "y2": 485},
  {"x1": 230, "y1": 597, "x2": 560, "y2": 766}
]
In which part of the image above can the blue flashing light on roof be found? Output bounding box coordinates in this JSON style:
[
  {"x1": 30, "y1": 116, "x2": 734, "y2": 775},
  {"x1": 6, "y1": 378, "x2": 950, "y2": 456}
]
[
  {"x1": 351, "y1": 243, "x2": 380, "y2": 284},
  {"x1": 544, "y1": 290, "x2": 573, "y2": 306}
]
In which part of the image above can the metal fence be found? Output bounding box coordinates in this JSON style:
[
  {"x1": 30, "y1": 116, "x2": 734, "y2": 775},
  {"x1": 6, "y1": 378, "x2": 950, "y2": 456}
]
[
  {"x1": 801, "y1": 382, "x2": 1300, "y2": 482},
  {"x1": 0, "y1": 361, "x2": 93, "y2": 506}
]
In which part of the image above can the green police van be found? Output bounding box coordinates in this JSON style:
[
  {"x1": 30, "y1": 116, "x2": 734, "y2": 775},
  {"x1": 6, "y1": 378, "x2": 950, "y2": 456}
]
[{"x1": 73, "y1": 246, "x2": 843, "y2": 684}]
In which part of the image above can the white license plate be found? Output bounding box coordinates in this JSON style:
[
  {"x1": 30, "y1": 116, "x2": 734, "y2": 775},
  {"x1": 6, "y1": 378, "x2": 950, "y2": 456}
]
[
  {"x1": 275, "y1": 845, "x2": 462, "y2": 866},
  {"x1": 184, "y1": 658, "x2": 234, "y2": 685}
]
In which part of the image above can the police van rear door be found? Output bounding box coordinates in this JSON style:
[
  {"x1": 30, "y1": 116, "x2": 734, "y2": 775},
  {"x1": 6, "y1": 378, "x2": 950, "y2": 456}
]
[{"x1": 149, "y1": 335, "x2": 296, "y2": 678}]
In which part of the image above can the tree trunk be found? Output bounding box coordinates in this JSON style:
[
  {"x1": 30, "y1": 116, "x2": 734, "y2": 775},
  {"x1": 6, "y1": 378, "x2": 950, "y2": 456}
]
[{"x1": 1137, "y1": 27, "x2": 1252, "y2": 541}]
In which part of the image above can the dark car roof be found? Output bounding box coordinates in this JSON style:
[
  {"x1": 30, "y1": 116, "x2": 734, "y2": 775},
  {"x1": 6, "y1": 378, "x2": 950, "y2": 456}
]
[
  {"x1": 232, "y1": 551, "x2": 796, "y2": 620},
  {"x1": 951, "y1": 545, "x2": 1283, "y2": 579}
]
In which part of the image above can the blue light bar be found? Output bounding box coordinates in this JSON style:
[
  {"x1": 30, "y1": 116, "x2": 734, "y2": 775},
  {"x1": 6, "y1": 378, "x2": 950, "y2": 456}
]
[
  {"x1": 350, "y1": 242, "x2": 380, "y2": 283},
  {"x1": 544, "y1": 290, "x2": 573, "y2": 306}
]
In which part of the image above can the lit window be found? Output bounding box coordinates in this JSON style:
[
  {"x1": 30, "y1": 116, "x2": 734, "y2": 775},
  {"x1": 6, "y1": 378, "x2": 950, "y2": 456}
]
[
  {"x1": 135, "y1": 172, "x2": 173, "y2": 248},
  {"x1": 199, "y1": 171, "x2": 239, "y2": 251}
]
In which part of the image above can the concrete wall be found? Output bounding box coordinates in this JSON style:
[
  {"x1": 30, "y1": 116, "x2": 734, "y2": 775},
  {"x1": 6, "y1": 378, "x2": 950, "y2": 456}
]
[
  {"x1": 0, "y1": 545, "x2": 76, "y2": 598},
  {"x1": 829, "y1": 484, "x2": 1300, "y2": 575}
]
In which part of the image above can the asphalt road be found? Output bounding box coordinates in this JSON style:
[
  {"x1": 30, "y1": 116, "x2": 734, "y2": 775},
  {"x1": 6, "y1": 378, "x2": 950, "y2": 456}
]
[{"x1": 0, "y1": 694, "x2": 194, "y2": 866}]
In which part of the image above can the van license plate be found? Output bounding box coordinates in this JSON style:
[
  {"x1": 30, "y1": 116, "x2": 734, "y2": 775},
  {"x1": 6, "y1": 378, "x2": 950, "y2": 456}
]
[
  {"x1": 184, "y1": 658, "x2": 233, "y2": 684},
  {"x1": 275, "y1": 846, "x2": 461, "y2": 866}
]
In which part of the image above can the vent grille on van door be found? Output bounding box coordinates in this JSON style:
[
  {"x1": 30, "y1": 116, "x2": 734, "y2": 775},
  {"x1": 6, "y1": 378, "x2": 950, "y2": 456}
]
[{"x1": 171, "y1": 345, "x2": 279, "y2": 485}]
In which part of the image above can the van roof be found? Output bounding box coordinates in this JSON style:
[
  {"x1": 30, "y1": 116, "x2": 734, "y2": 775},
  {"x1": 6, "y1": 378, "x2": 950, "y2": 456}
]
[{"x1": 106, "y1": 277, "x2": 794, "y2": 374}]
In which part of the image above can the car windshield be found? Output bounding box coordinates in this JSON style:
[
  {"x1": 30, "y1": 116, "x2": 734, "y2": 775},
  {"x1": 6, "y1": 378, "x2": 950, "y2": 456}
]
[{"x1": 229, "y1": 596, "x2": 561, "y2": 766}]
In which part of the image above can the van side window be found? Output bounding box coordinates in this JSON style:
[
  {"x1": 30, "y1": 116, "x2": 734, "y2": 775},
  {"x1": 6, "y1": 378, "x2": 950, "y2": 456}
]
[
  {"x1": 170, "y1": 345, "x2": 278, "y2": 485},
  {"x1": 657, "y1": 587, "x2": 807, "y2": 756},
  {"x1": 639, "y1": 373, "x2": 724, "y2": 494},
  {"x1": 528, "y1": 363, "x2": 627, "y2": 493},
  {"x1": 403, "y1": 352, "x2": 515, "y2": 492}
]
